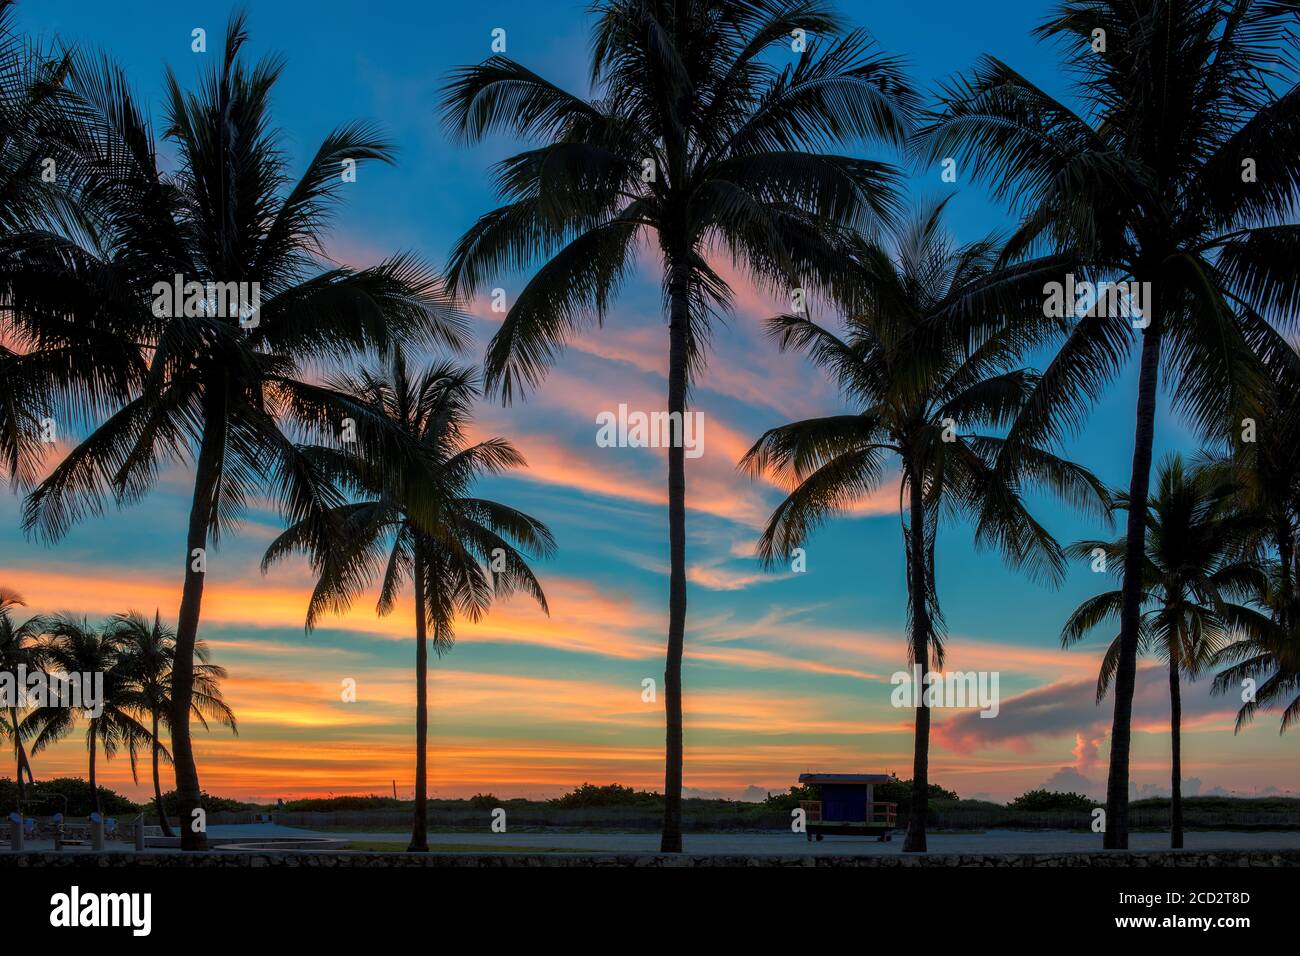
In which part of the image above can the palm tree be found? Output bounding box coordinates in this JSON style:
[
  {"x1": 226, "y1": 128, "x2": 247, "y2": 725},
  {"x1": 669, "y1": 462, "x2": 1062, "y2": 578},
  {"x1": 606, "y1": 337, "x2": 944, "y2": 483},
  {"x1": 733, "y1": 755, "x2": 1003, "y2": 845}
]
[
  {"x1": 1063, "y1": 454, "x2": 1270, "y2": 847},
  {"x1": 263, "y1": 351, "x2": 554, "y2": 851},
  {"x1": 441, "y1": 0, "x2": 916, "y2": 852},
  {"x1": 0, "y1": 0, "x2": 79, "y2": 233},
  {"x1": 1213, "y1": 606, "x2": 1300, "y2": 733},
  {"x1": 917, "y1": 0, "x2": 1300, "y2": 848},
  {"x1": 0, "y1": 0, "x2": 50, "y2": 239},
  {"x1": 1205, "y1": 386, "x2": 1300, "y2": 734},
  {"x1": 0, "y1": 0, "x2": 138, "y2": 489},
  {"x1": 111, "y1": 610, "x2": 236, "y2": 837},
  {"x1": 16, "y1": 12, "x2": 466, "y2": 848},
  {"x1": 21, "y1": 613, "x2": 159, "y2": 816},
  {"x1": 741, "y1": 201, "x2": 1108, "y2": 851},
  {"x1": 0, "y1": 588, "x2": 43, "y2": 809}
]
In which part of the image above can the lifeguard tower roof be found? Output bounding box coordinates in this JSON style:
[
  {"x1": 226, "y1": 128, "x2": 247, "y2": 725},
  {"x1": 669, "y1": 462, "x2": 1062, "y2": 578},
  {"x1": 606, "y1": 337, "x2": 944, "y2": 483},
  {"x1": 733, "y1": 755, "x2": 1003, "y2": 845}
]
[{"x1": 798, "y1": 773, "x2": 892, "y2": 785}]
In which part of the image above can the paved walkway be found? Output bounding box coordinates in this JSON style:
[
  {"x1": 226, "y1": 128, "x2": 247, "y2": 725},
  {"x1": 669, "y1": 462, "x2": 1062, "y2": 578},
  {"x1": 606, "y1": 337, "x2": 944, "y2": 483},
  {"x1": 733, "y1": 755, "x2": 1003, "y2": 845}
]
[
  {"x1": 3, "y1": 823, "x2": 337, "y2": 853},
  {"x1": 297, "y1": 828, "x2": 1300, "y2": 855},
  {"x1": 8, "y1": 826, "x2": 1299, "y2": 855}
]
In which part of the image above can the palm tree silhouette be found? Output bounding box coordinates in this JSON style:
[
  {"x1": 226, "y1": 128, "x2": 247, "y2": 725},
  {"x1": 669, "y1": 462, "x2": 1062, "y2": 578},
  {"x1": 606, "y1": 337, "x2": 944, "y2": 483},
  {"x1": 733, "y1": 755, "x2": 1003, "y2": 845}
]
[
  {"x1": 0, "y1": 0, "x2": 140, "y2": 489},
  {"x1": 441, "y1": 0, "x2": 916, "y2": 852},
  {"x1": 0, "y1": 0, "x2": 64, "y2": 239},
  {"x1": 112, "y1": 610, "x2": 236, "y2": 838},
  {"x1": 1206, "y1": 387, "x2": 1300, "y2": 735},
  {"x1": 918, "y1": 0, "x2": 1300, "y2": 847},
  {"x1": 18, "y1": 12, "x2": 466, "y2": 848},
  {"x1": 0, "y1": 588, "x2": 43, "y2": 810},
  {"x1": 1063, "y1": 454, "x2": 1271, "y2": 847},
  {"x1": 21, "y1": 613, "x2": 158, "y2": 817},
  {"x1": 1214, "y1": 607, "x2": 1300, "y2": 734},
  {"x1": 263, "y1": 351, "x2": 554, "y2": 852},
  {"x1": 742, "y1": 201, "x2": 1108, "y2": 850}
]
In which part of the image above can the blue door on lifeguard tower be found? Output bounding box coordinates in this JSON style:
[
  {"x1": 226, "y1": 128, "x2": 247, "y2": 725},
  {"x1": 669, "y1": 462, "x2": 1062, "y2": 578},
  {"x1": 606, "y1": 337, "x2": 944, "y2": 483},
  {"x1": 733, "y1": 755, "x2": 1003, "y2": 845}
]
[{"x1": 821, "y1": 782, "x2": 869, "y2": 821}]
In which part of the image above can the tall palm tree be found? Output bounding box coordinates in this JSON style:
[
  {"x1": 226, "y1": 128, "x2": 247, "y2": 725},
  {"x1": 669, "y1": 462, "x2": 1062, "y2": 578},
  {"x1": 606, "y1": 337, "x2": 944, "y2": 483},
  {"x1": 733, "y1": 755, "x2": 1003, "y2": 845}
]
[
  {"x1": 16, "y1": 13, "x2": 466, "y2": 848},
  {"x1": 1063, "y1": 454, "x2": 1270, "y2": 847},
  {"x1": 0, "y1": 0, "x2": 55, "y2": 239},
  {"x1": 0, "y1": 0, "x2": 83, "y2": 232},
  {"x1": 741, "y1": 201, "x2": 1109, "y2": 851},
  {"x1": 112, "y1": 610, "x2": 236, "y2": 837},
  {"x1": 0, "y1": 0, "x2": 137, "y2": 489},
  {"x1": 21, "y1": 613, "x2": 158, "y2": 816},
  {"x1": 263, "y1": 351, "x2": 554, "y2": 852},
  {"x1": 441, "y1": 0, "x2": 916, "y2": 852},
  {"x1": 0, "y1": 588, "x2": 42, "y2": 809},
  {"x1": 917, "y1": 0, "x2": 1300, "y2": 847}
]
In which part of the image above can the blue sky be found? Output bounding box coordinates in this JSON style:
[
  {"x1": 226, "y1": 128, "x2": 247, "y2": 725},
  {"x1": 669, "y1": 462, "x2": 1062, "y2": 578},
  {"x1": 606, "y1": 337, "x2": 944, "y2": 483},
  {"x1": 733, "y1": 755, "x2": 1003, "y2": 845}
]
[{"x1": 4, "y1": 0, "x2": 1295, "y2": 803}]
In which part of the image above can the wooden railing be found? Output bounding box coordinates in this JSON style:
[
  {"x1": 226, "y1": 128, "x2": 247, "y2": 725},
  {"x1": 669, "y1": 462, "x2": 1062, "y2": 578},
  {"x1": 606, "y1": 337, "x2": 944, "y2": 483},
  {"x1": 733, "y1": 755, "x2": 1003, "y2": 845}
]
[
  {"x1": 868, "y1": 802, "x2": 898, "y2": 826},
  {"x1": 799, "y1": 800, "x2": 898, "y2": 826}
]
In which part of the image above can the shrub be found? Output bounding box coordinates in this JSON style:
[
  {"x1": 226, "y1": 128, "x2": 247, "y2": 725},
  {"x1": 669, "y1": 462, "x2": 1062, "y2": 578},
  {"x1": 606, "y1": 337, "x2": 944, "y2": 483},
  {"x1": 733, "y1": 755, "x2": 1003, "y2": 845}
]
[
  {"x1": 159, "y1": 789, "x2": 261, "y2": 814},
  {"x1": 762, "y1": 784, "x2": 818, "y2": 813},
  {"x1": 875, "y1": 777, "x2": 959, "y2": 806},
  {"x1": 0, "y1": 777, "x2": 141, "y2": 817},
  {"x1": 549, "y1": 783, "x2": 661, "y2": 808},
  {"x1": 1008, "y1": 789, "x2": 1093, "y2": 812},
  {"x1": 275, "y1": 795, "x2": 402, "y2": 812}
]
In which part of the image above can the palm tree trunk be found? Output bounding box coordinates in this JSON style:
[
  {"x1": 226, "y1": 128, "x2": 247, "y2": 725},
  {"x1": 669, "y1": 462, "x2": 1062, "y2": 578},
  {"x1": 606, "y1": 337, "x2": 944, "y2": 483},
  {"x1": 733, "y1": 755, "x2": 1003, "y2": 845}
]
[
  {"x1": 903, "y1": 463, "x2": 932, "y2": 853},
  {"x1": 660, "y1": 261, "x2": 690, "y2": 854},
  {"x1": 171, "y1": 391, "x2": 227, "y2": 851},
  {"x1": 151, "y1": 709, "x2": 173, "y2": 837},
  {"x1": 1293, "y1": 542, "x2": 1299, "y2": 610},
  {"x1": 88, "y1": 730, "x2": 100, "y2": 816},
  {"x1": 1169, "y1": 658, "x2": 1183, "y2": 849},
  {"x1": 1104, "y1": 323, "x2": 1162, "y2": 849},
  {"x1": 1278, "y1": 523, "x2": 1294, "y2": 630},
  {"x1": 11, "y1": 706, "x2": 28, "y2": 808},
  {"x1": 409, "y1": 548, "x2": 430, "y2": 853}
]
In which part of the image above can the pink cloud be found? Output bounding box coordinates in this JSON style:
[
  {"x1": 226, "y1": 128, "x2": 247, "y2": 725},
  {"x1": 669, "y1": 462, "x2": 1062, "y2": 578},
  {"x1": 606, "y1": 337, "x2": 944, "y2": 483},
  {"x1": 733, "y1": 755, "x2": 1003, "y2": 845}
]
[{"x1": 930, "y1": 665, "x2": 1243, "y2": 757}]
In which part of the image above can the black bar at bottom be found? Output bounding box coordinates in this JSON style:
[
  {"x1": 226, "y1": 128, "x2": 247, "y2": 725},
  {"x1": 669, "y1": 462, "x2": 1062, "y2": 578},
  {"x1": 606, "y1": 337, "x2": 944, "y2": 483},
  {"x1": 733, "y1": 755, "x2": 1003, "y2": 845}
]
[{"x1": 6, "y1": 859, "x2": 1287, "y2": 942}]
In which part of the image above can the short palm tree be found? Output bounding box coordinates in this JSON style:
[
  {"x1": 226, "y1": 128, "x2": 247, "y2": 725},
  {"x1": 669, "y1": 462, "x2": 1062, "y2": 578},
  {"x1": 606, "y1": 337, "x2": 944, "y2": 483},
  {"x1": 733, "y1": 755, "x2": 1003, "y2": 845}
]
[
  {"x1": 917, "y1": 0, "x2": 1300, "y2": 847},
  {"x1": 0, "y1": 588, "x2": 42, "y2": 809},
  {"x1": 16, "y1": 13, "x2": 466, "y2": 848},
  {"x1": 21, "y1": 613, "x2": 158, "y2": 816},
  {"x1": 741, "y1": 201, "x2": 1108, "y2": 851},
  {"x1": 111, "y1": 610, "x2": 236, "y2": 837},
  {"x1": 263, "y1": 351, "x2": 554, "y2": 852},
  {"x1": 441, "y1": 0, "x2": 916, "y2": 852},
  {"x1": 1063, "y1": 454, "x2": 1270, "y2": 847}
]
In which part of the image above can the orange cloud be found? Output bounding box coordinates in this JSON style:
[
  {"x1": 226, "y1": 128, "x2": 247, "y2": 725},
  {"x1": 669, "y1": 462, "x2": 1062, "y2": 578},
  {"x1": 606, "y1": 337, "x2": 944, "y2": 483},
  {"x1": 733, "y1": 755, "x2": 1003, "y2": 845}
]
[{"x1": 474, "y1": 361, "x2": 897, "y2": 528}]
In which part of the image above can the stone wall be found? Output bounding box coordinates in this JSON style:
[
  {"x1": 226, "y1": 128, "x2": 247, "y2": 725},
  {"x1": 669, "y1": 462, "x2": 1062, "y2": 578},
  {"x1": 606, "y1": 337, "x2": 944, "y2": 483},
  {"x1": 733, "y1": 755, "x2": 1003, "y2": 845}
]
[{"x1": 3, "y1": 849, "x2": 1298, "y2": 867}]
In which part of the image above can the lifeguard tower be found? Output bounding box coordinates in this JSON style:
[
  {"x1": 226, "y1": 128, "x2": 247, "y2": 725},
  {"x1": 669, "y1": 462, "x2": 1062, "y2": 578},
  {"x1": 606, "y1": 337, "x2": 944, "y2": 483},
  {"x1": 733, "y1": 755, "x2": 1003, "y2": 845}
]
[{"x1": 797, "y1": 773, "x2": 897, "y2": 842}]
